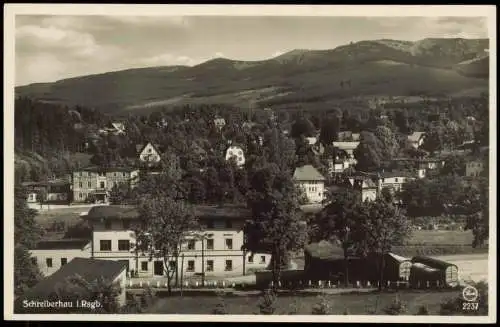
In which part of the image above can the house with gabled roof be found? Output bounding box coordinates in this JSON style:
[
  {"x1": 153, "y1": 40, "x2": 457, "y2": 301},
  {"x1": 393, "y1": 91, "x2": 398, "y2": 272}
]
[
  {"x1": 225, "y1": 145, "x2": 245, "y2": 167},
  {"x1": 293, "y1": 165, "x2": 326, "y2": 204},
  {"x1": 214, "y1": 117, "x2": 226, "y2": 131},
  {"x1": 408, "y1": 132, "x2": 426, "y2": 149},
  {"x1": 136, "y1": 142, "x2": 162, "y2": 163},
  {"x1": 14, "y1": 258, "x2": 128, "y2": 313}
]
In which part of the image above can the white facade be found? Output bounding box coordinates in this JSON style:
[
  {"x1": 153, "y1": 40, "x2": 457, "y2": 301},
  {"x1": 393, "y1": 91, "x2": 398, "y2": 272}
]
[
  {"x1": 378, "y1": 176, "x2": 414, "y2": 193},
  {"x1": 30, "y1": 244, "x2": 92, "y2": 277},
  {"x1": 466, "y1": 160, "x2": 484, "y2": 177},
  {"x1": 225, "y1": 146, "x2": 245, "y2": 167},
  {"x1": 90, "y1": 217, "x2": 270, "y2": 278},
  {"x1": 297, "y1": 181, "x2": 326, "y2": 203},
  {"x1": 139, "y1": 143, "x2": 161, "y2": 163}
]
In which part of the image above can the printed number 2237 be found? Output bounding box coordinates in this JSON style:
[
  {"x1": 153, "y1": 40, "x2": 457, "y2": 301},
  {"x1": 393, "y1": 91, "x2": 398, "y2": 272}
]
[{"x1": 463, "y1": 302, "x2": 479, "y2": 311}]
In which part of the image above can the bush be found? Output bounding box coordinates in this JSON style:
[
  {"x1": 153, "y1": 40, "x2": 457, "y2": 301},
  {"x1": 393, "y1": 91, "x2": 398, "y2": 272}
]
[
  {"x1": 212, "y1": 290, "x2": 228, "y2": 314},
  {"x1": 311, "y1": 295, "x2": 331, "y2": 315},
  {"x1": 383, "y1": 296, "x2": 408, "y2": 315},
  {"x1": 288, "y1": 300, "x2": 300, "y2": 315},
  {"x1": 140, "y1": 286, "x2": 156, "y2": 310},
  {"x1": 258, "y1": 289, "x2": 277, "y2": 315},
  {"x1": 415, "y1": 305, "x2": 429, "y2": 315}
]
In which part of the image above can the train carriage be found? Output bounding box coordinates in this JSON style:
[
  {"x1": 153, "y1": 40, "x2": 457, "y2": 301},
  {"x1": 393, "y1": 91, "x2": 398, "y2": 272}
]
[{"x1": 411, "y1": 256, "x2": 459, "y2": 287}]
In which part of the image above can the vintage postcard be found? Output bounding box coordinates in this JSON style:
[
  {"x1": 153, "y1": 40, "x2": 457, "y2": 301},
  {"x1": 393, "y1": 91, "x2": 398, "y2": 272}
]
[{"x1": 3, "y1": 4, "x2": 497, "y2": 323}]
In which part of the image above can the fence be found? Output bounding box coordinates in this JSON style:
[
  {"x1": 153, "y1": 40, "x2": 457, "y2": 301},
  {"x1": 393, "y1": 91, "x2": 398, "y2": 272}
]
[{"x1": 126, "y1": 278, "x2": 461, "y2": 291}]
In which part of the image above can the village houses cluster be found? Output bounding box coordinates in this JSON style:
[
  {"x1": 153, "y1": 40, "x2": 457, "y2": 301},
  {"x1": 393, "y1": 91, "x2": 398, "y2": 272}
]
[{"x1": 23, "y1": 113, "x2": 487, "y2": 303}]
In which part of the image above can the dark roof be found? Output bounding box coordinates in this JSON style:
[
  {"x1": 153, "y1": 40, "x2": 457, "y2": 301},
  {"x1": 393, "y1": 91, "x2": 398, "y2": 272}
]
[
  {"x1": 15, "y1": 258, "x2": 127, "y2": 307},
  {"x1": 136, "y1": 142, "x2": 161, "y2": 154},
  {"x1": 85, "y1": 204, "x2": 252, "y2": 221},
  {"x1": 304, "y1": 241, "x2": 356, "y2": 261},
  {"x1": 293, "y1": 165, "x2": 325, "y2": 181},
  {"x1": 75, "y1": 165, "x2": 138, "y2": 173},
  {"x1": 33, "y1": 239, "x2": 90, "y2": 250},
  {"x1": 411, "y1": 256, "x2": 458, "y2": 269}
]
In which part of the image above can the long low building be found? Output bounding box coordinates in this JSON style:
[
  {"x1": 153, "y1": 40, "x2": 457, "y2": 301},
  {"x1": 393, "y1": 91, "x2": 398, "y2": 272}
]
[
  {"x1": 30, "y1": 239, "x2": 92, "y2": 277},
  {"x1": 82, "y1": 205, "x2": 271, "y2": 278}
]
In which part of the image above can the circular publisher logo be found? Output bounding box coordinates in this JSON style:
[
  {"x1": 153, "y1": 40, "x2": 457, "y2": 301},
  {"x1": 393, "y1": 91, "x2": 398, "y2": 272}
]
[{"x1": 462, "y1": 285, "x2": 479, "y2": 302}]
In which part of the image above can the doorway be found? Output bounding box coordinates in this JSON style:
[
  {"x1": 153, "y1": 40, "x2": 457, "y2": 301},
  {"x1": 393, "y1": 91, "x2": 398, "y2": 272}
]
[{"x1": 154, "y1": 261, "x2": 164, "y2": 276}]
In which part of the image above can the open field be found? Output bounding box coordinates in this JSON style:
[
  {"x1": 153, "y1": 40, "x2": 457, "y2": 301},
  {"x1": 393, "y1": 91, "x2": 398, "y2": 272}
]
[
  {"x1": 406, "y1": 230, "x2": 474, "y2": 246},
  {"x1": 147, "y1": 289, "x2": 465, "y2": 315}
]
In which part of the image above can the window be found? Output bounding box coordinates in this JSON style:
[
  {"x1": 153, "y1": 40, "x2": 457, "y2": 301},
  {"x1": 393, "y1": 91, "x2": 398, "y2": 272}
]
[
  {"x1": 395, "y1": 178, "x2": 399, "y2": 183},
  {"x1": 225, "y1": 260, "x2": 233, "y2": 271},
  {"x1": 206, "y1": 239, "x2": 214, "y2": 250},
  {"x1": 118, "y1": 240, "x2": 130, "y2": 251},
  {"x1": 225, "y1": 239, "x2": 233, "y2": 250},
  {"x1": 141, "y1": 261, "x2": 148, "y2": 271},
  {"x1": 113, "y1": 172, "x2": 117, "y2": 177},
  {"x1": 31, "y1": 257, "x2": 37, "y2": 265},
  {"x1": 100, "y1": 240, "x2": 112, "y2": 251},
  {"x1": 206, "y1": 220, "x2": 214, "y2": 229},
  {"x1": 46, "y1": 258, "x2": 53, "y2": 268},
  {"x1": 88, "y1": 181, "x2": 92, "y2": 188},
  {"x1": 100, "y1": 181, "x2": 105, "y2": 189},
  {"x1": 123, "y1": 220, "x2": 130, "y2": 230},
  {"x1": 187, "y1": 240, "x2": 195, "y2": 250},
  {"x1": 61, "y1": 258, "x2": 68, "y2": 266},
  {"x1": 225, "y1": 220, "x2": 232, "y2": 229},
  {"x1": 79, "y1": 182, "x2": 83, "y2": 188},
  {"x1": 123, "y1": 172, "x2": 127, "y2": 177},
  {"x1": 104, "y1": 221, "x2": 112, "y2": 229},
  {"x1": 79, "y1": 193, "x2": 83, "y2": 199},
  {"x1": 169, "y1": 261, "x2": 176, "y2": 270},
  {"x1": 98, "y1": 172, "x2": 105, "y2": 177},
  {"x1": 260, "y1": 256, "x2": 266, "y2": 264},
  {"x1": 206, "y1": 260, "x2": 214, "y2": 272},
  {"x1": 187, "y1": 260, "x2": 195, "y2": 272},
  {"x1": 248, "y1": 255, "x2": 254, "y2": 263}
]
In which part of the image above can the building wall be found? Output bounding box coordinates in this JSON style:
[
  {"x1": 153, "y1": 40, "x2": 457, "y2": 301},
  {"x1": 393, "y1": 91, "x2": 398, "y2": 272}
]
[
  {"x1": 139, "y1": 143, "x2": 161, "y2": 163},
  {"x1": 91, "y1": 219, "x2": 269, "y2": 277},
  {"x1": 466, "y1": 161, "x2": 484, "y2": 177},
  {"x1": 361, "y1": 188, "x2": 377, "y2": 202},
  {"x1": 72, "y1": 170, "x2": 138, "y2": 203},
  {"x1": 225, "y1": 146, "x2": 245, "y2": 167},
  {"x1": 379, "y1": 176, "x2": 413, "y2": 193},
  {"x1": 112, "y1": 269, "x2": 127, "y2": 307},
  {"x1": 297, "y1": 180, "x2": 325, "y2": 203},
  {"x1": 30, "y1": 245, "x2": 92, "y2": 277}
]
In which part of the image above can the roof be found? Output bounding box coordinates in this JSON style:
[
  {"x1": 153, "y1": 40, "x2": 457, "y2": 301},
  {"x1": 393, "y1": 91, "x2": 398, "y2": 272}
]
[
  {"x1": 332, "y1": 141, "x2": 360, "y2": 150},
  {"x1": 408, "y1": 132, "x2": 425, "y2": 142},
  {"x1": 85, "y1": 204, "x2": 252, "y2": 222},
  {"x1": 136, "y1": 142, "x2": 161, "y2": 154},
  {"x1": 304, "y1": 241, "x2": 356, "y2": 261},
  {"x1": 32, "y1": 239, "x2": 90, "y2": 250},
  {"x1": 74, "y1": 165, "x2": 138, "y2": 173},
  {"x1": 15, "y1": 258, "x2": 127, "y2": 308},
  {"x1": 378, "y1": 170, "x2": 416, "y2": 179},
  {"x1": 306, "y1": 137, "x2": 317, "y2": 145},
  {"x1": 411, "y1": 256, "x2": 458, "y2": 269},
  {"x1": 293, "y1": 165, "x2": 325, "y2": 181}
]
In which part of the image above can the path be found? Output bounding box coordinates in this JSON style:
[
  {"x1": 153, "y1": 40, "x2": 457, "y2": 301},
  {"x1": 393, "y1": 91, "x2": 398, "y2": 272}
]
[{"x1": 433, "y1": 253, "x2": 489, "y2": 283}]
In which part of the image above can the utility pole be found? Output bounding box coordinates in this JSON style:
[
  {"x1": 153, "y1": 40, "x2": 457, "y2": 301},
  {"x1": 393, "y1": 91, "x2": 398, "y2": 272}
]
[{"x1": 201, "y1": 237, "x2": 205, "y2": 287}]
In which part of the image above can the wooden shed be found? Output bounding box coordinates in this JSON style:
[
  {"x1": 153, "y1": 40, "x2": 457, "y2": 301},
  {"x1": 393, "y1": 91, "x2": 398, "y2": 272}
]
[
  {"x1": 364, "y1": 252, "x2": 412, "y2": 283},
  {"x1": 411, "y1": 256, "x2": 459, "y2": 287}
]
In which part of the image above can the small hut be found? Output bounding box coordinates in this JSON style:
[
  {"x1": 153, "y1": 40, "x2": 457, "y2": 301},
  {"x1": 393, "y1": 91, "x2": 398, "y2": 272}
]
[
  {"x1": 365, "y1": 252, "x2": 412, "y2": 283},
  {"x1": 411, "y1": 256, "x2": 459, "y2": 287},
  {"x1": 303, "y1": 241, "x2": 362, "y2": 282}
]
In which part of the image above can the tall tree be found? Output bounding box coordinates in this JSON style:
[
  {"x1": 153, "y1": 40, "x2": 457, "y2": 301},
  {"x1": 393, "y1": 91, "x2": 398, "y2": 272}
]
[
  {"x1": 243, "y1": 163, "x2": 307, "y2": 290},
  {"x1": 14, "y1": 185, "x2": 43, "y2": 295},
  {"x1": 354, "y1": 131, "x2": 384, "y2": 172},
  {"x1": 374, "y1": 125, "x2": 399, "y2": 160},
  {"x1": 135, "y1": 195, "x2": 199, "y2": 294},
  {"x1": 310, "y1": 189, "x2": 364, "y2": 286},
  {"x1": 357, "y1": 199, "x2": 412, "y2": 289}
]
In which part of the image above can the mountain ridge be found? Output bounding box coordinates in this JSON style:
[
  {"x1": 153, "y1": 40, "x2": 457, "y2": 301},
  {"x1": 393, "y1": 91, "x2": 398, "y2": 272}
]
[{"x1": 16, "y1": 37, "x2": 489, "y2": 113}]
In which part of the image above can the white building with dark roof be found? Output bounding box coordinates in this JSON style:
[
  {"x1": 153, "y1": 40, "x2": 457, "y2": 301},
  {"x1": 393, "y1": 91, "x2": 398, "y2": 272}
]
[
  {"x1": 29, "y1": 239, "x2": 92, "y2": 277},
  {"x1": 293, "y1": 165, "x2": 326, "y2": 204},
  {"x1": 82, "y1": 205, "x2": 270, "y2": 278},
  {"x1": 408, "y1": 132, "x2": 426, "y2": 149},
  {"x1": 225, "y1": 145, "x2": 245, "y2": 167}
]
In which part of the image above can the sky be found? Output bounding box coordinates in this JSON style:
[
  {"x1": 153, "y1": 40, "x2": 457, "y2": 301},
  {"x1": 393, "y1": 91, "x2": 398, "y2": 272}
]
[{"x1": 15, "y1": 15, "x2": 489, "y2": 86}]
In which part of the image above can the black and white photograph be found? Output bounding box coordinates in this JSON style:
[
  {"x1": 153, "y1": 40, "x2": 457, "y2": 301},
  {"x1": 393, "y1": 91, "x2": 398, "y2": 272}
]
[{"x1": 3, "y1": 4, "x2": 496, "y2": 323}]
